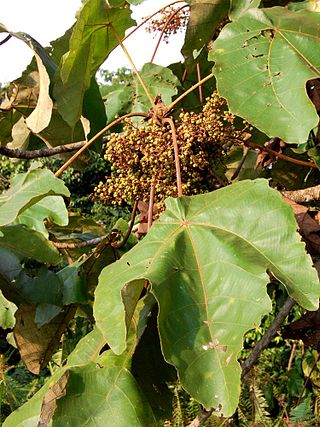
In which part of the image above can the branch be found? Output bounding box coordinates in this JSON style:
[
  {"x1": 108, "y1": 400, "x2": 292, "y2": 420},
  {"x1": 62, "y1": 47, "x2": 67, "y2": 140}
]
[
  {"x1": 187, "y1": 409, "x2": 214, "y2": 427},
  {"x1": 282, "y1": 185, "x2": 320, "y2": 203},
  {"x1": 244, "y1": 140, "x2": 318, "y2": 169},
  {"x1": 0, "y1": 141, "x2": 86, "y2": 159},
  {"x1": 110, "y1": 25, "x2": 156, "y2": 110},
  {"x1": 52, "y1": 235, "x2": 110, "y2": 249},
  {"x1": 241, "y1": 296, "x2": 296, "y2": 379}
]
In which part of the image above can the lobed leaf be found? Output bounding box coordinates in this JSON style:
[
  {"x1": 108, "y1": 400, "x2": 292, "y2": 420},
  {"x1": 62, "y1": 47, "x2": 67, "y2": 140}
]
[
  {"x1": 209, "y1": 7, "x2": 320, "y2": 143},
  {"x1": 54, "y1": 0, "x2": 135, "y2": 127},
  {"x1": 0, "y1": 167, "x2": 69, "y2": 226},
  {"x1": 14, "y1": 196, "x2": 68, "y2": 238},
  {"x1": 94, "y1": 179, "x2": 320, "y2": 416}
]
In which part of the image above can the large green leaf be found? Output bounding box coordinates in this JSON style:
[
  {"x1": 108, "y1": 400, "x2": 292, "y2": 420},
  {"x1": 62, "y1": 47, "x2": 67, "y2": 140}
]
[
  {"x1": 52, "y1": 364, "x2": 157, "y2": 427},
  {"x1": 0, "y1": 167, "x2": 70, "y2": 226},
  {"x1": 0, "y1": 225, "x2": 61, "y2": 265},
  {"x1": 181, "y1": 0, "x2": 229, "y2": 64},
  {"x1": 94, "y1": 179, "x2": 320, "y2": 416},
  {"x1": 3, "y1": 290, "x2": 156, "y2": 426},
  {"x1": 54, "y1": 0, "x2": 135, "y2": 126},
  {"x1": 104, "y1": 63, "x2": 180, "y2": 123},
  {"x1": 14, "y1": 196, "x2": 68, "y2": 238},
  {"x1": 209, "y1": 7, "x2": 320, "y2": 143}
]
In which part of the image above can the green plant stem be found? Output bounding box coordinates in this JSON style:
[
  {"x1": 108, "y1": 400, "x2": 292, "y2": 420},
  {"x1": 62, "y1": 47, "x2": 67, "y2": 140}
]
[
  {"x1": 244, "y1": 140, "x2": 318, "y2": 169},
  {"x1": 54, "y1": 112, "x2": 147, "y2": 177},
  {"x1": 110, "y1": 25, "x2": 156, "y2": 110},
  {"x1": 163, "y1": 117, "x2": 183, "y2": 197},
  {"x1": 196, "y1": 63, "x2": 203, "y2": 104},
  {"x1": 166, "y1": 72, "x2": 215, "y2": 112}
]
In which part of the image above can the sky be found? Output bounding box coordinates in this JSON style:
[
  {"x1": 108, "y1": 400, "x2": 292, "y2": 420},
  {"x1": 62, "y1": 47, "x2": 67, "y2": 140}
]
[{"x1": 0, "y1": 0, "x2": 186, "y2": 84}]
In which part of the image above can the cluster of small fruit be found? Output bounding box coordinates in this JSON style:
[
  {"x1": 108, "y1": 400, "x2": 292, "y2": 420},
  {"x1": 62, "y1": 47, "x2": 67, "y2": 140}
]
[
  {"x1": 145, "y1": 5, "x2": 189, "y2": 42},
  {"x1": 94, "y1": 93, "x2": 245, "y2": 207}
]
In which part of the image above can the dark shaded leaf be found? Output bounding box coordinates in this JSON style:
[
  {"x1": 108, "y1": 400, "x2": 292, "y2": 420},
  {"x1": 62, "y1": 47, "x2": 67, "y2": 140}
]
[{"x1": 181, "y1": 0, "x2": 229, "y2": 65}]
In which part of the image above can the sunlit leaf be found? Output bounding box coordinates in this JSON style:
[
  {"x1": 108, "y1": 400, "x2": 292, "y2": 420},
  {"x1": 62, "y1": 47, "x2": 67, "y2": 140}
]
[
  {"x1": 15, "y1": 196, "x2": 68, "y2": 238},
  {"x1": 94, "y1": 179, "x2": 320, "y2": 416},
  {"x1": 0, "y1": 291, "x2": 17, "y2": 329},
  {"x1": 0, "y1": 167, "x2": 69, "y2": 226},
  {"x1": 54, "y1": 0, "x2": 135, "y2": 126},
  {"x1": 209, "y1": 7, "x2": 320, "y2": 143}
]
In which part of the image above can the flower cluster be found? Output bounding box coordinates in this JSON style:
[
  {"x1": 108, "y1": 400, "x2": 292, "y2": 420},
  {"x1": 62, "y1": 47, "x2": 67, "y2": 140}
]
[
  {"x1": 94, "y1": 93, "x2": 245, "y2": 207},
  {"x1": 145, "y1": 6, "x2": 189, "y2": 42}
]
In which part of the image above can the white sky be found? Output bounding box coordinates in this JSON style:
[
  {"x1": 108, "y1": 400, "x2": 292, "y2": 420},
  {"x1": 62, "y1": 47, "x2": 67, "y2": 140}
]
[{"x1": 0, "y1": 0, "x2": 186, "y2": 83}]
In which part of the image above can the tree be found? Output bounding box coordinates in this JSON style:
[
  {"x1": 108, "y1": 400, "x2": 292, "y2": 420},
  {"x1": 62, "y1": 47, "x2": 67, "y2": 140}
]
[{"x1": 0, "y1": 1, "x2": 320, "y2": 425}]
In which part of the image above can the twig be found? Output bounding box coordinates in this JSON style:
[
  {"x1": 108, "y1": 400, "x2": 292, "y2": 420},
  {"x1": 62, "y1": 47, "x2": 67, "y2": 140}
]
[
  {"x1": 163, "y1": 117, "x2": 183, "y2": 196},
  {"x1": 147, "y1": 181, "x2": 156, "y2": 231},
  {"x1": 110, "y1": 25, "x2": 156, "y2": 110},
  {"x1": 0, "y1": 34, "x2": 12, "y2": 46},
  {"x1": 287, "y1": 340, "x2": 297, "y2": 371},
  {"x1": 122, "y1": 1, "x2": 186, "y2": 44},
  {"x1": 187, "y1": 409, "x2": 214, "y2": 427},
  {"x1": 166, "y1": 72, "x2": 214, "y2": 113},
  {"x1": 54, "y1": 112, "x2": 147, "y2": 177},
  {"x1": 196, "y1": 63, "x2": 203, "y2": 104},
  {"x1": 244, "y1": 140, "x2": 318, "y2": 169},
  {"x1": 282, "y1": 184, "x2": 320, "y2": 203},
  {"x1": 150, "y1": 5, "x2": 189, "y2": 64},
  {"x1": 241, "y1": 297, "x2": 296, "y2": 379},
  {"x1": 297, "y1": 351, "x2": 320, "y2": 405},
  {"x1": 112, "y1": 200, "x2": 138, "y2": 249},
  {"x1": 0, "y1": 141, "x2": 86, "y2": 159}
]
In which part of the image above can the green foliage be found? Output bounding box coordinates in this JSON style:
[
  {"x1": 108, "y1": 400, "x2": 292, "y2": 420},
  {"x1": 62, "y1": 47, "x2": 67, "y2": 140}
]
[
  {"x1": 1, "y1": 0, "x2": 320, "y2": 425},
  {"x1": 94, "y1": 179, "x2": 319, "y2": 416},
  {"x1": 209, "y1": 6, "x2": 320, "y2": 143}
]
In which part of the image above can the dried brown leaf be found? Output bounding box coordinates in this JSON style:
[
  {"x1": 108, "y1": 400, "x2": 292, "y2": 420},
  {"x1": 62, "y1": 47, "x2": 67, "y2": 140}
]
[
  {"x1": 38, "y1": 371, "x2": 69, "y2": 427},
  {"x1": 14, "y1": 304, "x2": 76, "y2": 374}
]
